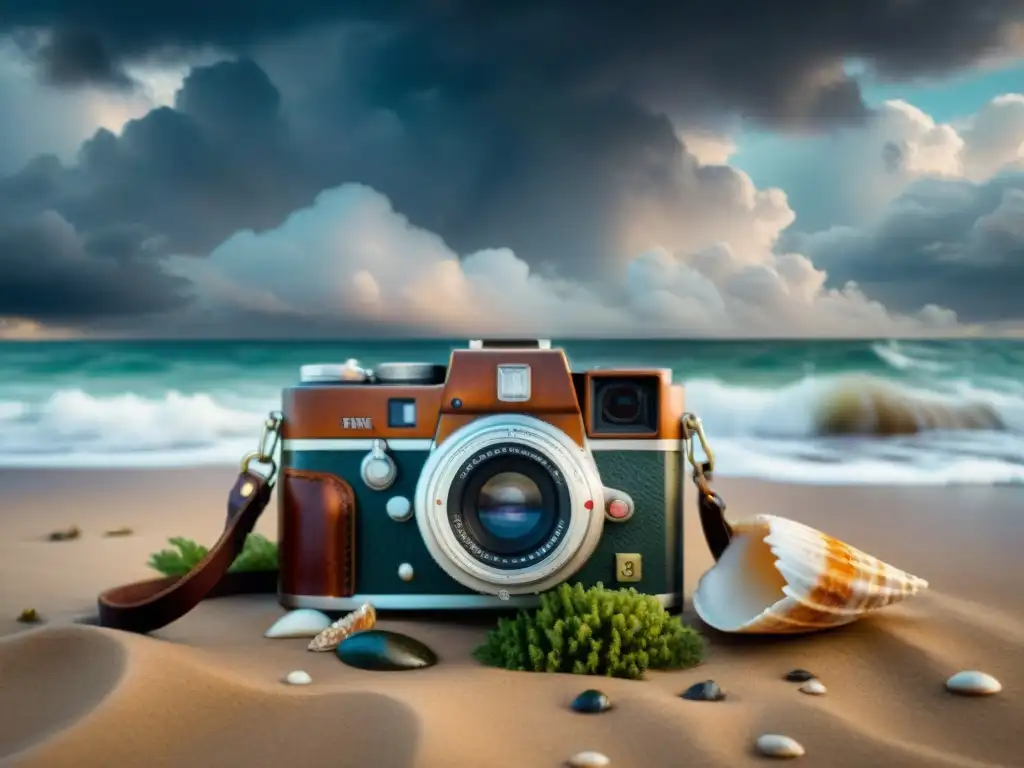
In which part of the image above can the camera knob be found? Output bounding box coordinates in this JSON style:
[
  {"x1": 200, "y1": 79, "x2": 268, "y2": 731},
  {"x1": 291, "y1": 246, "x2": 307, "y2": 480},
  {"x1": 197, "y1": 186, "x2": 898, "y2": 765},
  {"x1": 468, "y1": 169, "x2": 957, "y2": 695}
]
[{"x1": 360, "y1": 439, "x2": 397, "y2": 491}]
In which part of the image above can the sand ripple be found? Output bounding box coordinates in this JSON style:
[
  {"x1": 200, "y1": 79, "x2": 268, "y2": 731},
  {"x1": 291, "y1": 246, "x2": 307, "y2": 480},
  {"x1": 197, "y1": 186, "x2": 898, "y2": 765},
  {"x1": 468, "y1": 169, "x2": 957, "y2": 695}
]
[{"x1": 1, "y1": 625, "x2": 421, "y2": 768}]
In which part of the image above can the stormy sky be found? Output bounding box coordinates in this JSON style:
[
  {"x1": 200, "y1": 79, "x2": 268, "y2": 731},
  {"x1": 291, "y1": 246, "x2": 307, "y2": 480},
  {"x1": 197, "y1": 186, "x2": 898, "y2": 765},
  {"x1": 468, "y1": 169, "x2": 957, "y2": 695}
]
[{"x1": 1, "y1": 1, "x2": 1023, "y2": 338}]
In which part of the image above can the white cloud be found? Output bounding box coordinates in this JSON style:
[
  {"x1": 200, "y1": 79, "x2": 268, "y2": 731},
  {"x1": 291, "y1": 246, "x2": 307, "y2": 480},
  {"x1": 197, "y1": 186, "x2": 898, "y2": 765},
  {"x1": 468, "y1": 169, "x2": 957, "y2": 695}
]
[
  {"x1": 167, "y1": 180, "x2": 959, "y2": 338},
  {"x1": 677, "y1": 130, "x2": 737, "y2": 165},
  {"x1": 739, "y1": 92, "x2": 1024, "y2": 232}
]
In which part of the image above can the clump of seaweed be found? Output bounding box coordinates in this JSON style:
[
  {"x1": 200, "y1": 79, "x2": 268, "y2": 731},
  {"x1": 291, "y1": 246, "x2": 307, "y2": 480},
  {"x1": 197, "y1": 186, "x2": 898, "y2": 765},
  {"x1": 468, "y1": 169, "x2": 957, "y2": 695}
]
[
  {"x1": 473, "y1": 582, "x2": 706, "y2": 680},
  {"x1": 17, "y1": 608, "x2": 42, "y2": 624},
  {"x1": 147, "y1": 534, "x2": 278, "y2": 576},
  {"x1": 48, "y1": 525, "x2": 81, "y2": 541}
]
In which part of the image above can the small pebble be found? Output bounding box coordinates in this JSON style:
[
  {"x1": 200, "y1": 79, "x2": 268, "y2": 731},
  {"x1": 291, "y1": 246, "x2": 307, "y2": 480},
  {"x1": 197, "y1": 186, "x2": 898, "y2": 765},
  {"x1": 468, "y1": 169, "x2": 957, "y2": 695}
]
[
  {"x1": 571, "y1": 689, "x2": 612, "y2": 713},
  {"x1": 566, "y1": 751, "x2": 610, "y2": 767},
  {"x1": 284, "y1": 670, "x2": 312, "y2": 686},
  {"x1": 755, "y1": 734, "x2": 805, "y2": 759},
  {"x1": 945, "y1": 670, "x2": 1001, "y2": 696},
  {"x1": 784, "y1": 668, "x2": 815, "y2": 683},
  {"x1": 680, "y1": 680, "x2": 726, "y2": 701},
  {"x1": 799, "y1": 679, "x2": 827, "y2": 696}
]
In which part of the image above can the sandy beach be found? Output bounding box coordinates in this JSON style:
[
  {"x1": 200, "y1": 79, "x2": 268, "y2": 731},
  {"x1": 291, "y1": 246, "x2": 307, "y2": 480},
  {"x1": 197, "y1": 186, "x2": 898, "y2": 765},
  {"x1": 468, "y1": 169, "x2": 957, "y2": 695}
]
[{"x1": 0, "y1": 468, "x2": 1021, "y2": 768}]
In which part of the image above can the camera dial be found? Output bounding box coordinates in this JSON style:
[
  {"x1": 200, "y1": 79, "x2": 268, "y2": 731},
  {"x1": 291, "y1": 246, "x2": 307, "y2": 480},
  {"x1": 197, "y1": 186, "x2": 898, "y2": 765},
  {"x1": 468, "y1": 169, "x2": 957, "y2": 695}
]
[
  {"x1": 300, "y1": 359, "x2": 370, "y2": 383},
  {"x1": 360, "y1": 439, "x2": 397, "y2": 491}
]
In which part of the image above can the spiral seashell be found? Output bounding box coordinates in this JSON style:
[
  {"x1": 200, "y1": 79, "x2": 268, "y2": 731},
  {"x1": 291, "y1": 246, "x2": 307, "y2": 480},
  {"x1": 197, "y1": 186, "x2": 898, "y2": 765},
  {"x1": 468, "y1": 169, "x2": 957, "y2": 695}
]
[
  {"x1": 307, "y1": 603, "x2": 377, "y2": 652},
  {"x1": 694, "y1": 515, "x2": 927, "y2": 634}
]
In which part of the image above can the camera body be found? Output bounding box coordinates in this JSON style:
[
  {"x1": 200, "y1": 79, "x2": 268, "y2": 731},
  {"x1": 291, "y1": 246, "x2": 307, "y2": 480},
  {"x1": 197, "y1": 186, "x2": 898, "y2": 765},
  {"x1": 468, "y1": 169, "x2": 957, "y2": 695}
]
[{"x1": 278, "y1": 340, "x2": 685, "y2": 611}]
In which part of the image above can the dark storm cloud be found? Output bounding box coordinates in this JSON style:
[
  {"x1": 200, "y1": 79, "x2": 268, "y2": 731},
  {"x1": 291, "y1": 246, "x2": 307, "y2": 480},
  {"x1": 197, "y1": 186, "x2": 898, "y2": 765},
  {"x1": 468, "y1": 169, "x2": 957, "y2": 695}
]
[
  {"x1": 796, "y1": 174, "x2": 1024, "y2": 323},
  {"x1": 0, "y1": 57, "x2": 324, "y2": 321},
  {"x1": 0, "y1": 211, "x2": 188, "y2": 320},
  {"x1": 3, "y1": 2, "x2": 1024, "y2": 329},
  {"x1": 5, "y1": 1, "x2": 1024, "y2": 124}
]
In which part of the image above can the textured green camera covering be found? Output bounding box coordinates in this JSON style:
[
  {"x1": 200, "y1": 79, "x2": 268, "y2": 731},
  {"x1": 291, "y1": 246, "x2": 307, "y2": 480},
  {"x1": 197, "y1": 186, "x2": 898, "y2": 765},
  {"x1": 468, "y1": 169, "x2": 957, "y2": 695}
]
[{"x1": 280, "y1": 446, "x2": 682, "y2": 600}]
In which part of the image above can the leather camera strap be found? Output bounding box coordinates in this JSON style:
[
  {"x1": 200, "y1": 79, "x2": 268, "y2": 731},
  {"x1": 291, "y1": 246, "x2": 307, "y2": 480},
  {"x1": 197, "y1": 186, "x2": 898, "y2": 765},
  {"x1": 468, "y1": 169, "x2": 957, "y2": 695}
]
[
  {"x1": 94, "y1": 455, "x2": 734, "y2": 634},
  {"x1": 697, "y1": 478, "x2": 734, "y2": 562},
  {"x1": 96, "y1": 470, "x2": 278, "y2": 634}
]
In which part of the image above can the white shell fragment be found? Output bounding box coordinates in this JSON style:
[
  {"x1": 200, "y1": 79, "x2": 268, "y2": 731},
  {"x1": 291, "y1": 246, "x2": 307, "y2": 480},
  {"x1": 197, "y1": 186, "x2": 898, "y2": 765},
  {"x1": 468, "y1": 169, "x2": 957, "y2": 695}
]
[
  {"x1": 694, "y1": 514, "x2": 928, "y2": 634},
  {"x1": 264, "y1": 609, "x2": 333, "y2": 638},
  {"x1": 756, "y1": 734, "x2": 805, "y2": 759},
  {"x1": 566, "y1": 751, "x2": 611, "y2": 767},
  {"x1": 946, "y1": 670, "x2": 1001, "y2": 696},
  {"x1": 308, "y1": 603, "x2": 377, "y2": 652},
  {"x1": 284, "y1": 670, "x2": 312, "y2": 686},
  {"x1": 799, "y1": 679, "x2": 827, "y2": 696}
]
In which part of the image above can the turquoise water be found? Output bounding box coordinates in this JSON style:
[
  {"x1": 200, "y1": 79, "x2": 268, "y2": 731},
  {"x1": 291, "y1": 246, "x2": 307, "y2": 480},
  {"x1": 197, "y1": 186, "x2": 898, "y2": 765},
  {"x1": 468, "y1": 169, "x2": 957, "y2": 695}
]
[{"x1": 0, "y1": 339, "x2": 1022, "y2": 484}]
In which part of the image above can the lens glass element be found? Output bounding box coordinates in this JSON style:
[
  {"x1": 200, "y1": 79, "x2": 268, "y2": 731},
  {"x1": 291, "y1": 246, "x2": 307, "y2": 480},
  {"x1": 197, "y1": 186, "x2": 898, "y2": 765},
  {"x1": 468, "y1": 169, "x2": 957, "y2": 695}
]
[
  {"x1": 476, "y1": 471, "x2": 544, "y2": 540},
  {"x1": 601, "y1": 384, "x2": 643, "y2": 424}
]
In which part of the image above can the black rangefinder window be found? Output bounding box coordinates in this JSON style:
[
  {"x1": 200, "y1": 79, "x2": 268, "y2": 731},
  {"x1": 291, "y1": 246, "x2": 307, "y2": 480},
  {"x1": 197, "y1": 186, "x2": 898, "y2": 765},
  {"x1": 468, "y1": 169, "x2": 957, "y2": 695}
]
[{"x1": 591, "y1": 377, "x2": 659, "y2": 434}]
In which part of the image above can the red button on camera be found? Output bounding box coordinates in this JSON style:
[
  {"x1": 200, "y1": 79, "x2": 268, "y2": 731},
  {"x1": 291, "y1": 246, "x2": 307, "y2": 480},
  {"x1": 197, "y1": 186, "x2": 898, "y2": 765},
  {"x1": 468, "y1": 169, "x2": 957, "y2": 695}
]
[{"x1": 607, "y1": 500, "x2": 631, "y2": 520}]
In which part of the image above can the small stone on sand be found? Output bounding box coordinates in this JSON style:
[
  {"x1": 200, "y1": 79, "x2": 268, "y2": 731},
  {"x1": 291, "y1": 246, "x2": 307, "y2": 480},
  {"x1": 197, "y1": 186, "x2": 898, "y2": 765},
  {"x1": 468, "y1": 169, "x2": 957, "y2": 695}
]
[
  {"x1": 680, "y1": 680, "x2": 726, "y2": 701},
  {"x1": 756, "y1": 734, "x2": 805, "y2": 759},
  {"x1": 799, "y1": 679, "x2": 827, "y2": 696},
  {"x1": 784, "y1": 669, "x2": 815, "y2": 683},
  {"x1": 284, "y1": 670, "x2": 312, "y2": 686},
  {"x1": 566, "y1": 751, "x2": 610, "y2": 767},
  {"x1": 945, "y1": 670, "x2": 1001, "y2": 696},
  {"x1": 571, "y1": 689, "x2": 612, "y2": 713}
]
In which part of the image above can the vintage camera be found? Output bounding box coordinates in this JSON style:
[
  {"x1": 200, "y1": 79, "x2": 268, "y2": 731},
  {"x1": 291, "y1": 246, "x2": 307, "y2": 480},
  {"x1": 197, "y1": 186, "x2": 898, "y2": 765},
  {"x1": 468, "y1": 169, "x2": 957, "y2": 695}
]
[{"x1": 277, "y1": 339, "x2": 685, "y2": 611}]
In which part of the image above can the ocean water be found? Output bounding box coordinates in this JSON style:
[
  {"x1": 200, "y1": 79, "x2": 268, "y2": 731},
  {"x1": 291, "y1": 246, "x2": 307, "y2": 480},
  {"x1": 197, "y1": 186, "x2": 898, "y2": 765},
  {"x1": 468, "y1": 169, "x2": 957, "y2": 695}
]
[{"x1": 0, "y1": 339, "x2": 1022, "y2": 485}]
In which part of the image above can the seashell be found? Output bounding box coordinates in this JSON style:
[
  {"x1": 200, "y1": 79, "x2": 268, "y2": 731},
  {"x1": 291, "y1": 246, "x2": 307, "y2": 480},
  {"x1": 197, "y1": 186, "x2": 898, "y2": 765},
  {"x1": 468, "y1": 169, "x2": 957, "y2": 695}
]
[
  {"x1": 264, "y1": 609, "x2": 332, "y2": 639},
  {"x1": 756, "y1": 734, "x2": 805, "y2": 759},
  {"x1": 693, "y1": 514, "x2": 927, "y2": 634},
  {"x1": 336, "y1": 629, "x2": 437, "y2": 671},
  {"x1": 946, "y1": 670, "x2": 1001, "y2": 696},
  {"x1": 284, "y1": 670, "x2": 312, "y2": 685},
  {"x1": 799, "y1": 679, "x2": 827, "y2": 696},
  {"x1": 566, "y1": 751, "x2": 611, "y2": 767},
  {"x1": 308, "y1": 603, "x2": 377, "y2": 652}
]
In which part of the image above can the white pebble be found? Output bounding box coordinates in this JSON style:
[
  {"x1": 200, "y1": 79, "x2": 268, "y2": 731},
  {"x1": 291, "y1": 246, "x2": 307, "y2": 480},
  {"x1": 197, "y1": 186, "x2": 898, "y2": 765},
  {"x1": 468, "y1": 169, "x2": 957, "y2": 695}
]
[
  {"x1": 799, "y1": 679, "x2": 827, "y2": 696},
  {"x1": 566, "y1": 751, "x2": 610, "y2": 767},
  {"x1": 945, "y1": 670, "x2": 1001, "y2": 696},
  {"x1": 265, "y1": 609, "x2": 332, "y2": 638},
  {"x1": 284, "y1": 670, "x2": 312, "y2": 686},
  {"x1": 755, "y1": 734, "x2": 805, "y2": 759}
]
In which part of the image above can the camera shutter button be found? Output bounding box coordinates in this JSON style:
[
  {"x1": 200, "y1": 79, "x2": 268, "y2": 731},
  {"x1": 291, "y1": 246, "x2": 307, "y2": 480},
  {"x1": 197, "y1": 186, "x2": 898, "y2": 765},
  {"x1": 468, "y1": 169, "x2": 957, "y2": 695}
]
[
  {"x1": 360, "y1": 439, "x2": 397, "y2": 491},
  {"x1": 386, "y1": 496, "x2": 413, "y2": 522}
]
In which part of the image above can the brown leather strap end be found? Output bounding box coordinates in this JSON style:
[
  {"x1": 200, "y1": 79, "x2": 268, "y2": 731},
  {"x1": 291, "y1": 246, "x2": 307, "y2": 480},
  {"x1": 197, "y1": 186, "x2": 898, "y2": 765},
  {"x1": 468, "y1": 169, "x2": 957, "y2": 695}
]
[
  {"x1": 97, "y1": 471, "x2": 275, "y2": 634},
  {"x1": 697, "y1": 481, "x2": 734, "y2": 562}
]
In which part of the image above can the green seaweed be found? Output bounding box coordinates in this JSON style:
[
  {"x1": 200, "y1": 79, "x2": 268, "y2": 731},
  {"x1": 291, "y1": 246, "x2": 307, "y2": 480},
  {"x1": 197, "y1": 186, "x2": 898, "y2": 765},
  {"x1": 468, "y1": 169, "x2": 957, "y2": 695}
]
[
  {"x1": 147, "y1": 534, "x2": 278, "y2": 576},
  {"x1": 473, "y1": 582, "x2": 705, "y2": 680}
]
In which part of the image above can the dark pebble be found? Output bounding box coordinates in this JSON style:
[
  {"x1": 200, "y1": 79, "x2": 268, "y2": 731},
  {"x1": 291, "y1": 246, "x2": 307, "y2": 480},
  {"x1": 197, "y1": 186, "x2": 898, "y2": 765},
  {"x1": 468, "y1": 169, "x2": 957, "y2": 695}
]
[
  {"x1": 680, "y1": 680, "x2": 726, "y2": 702},
  {"x1": 336, "y1": 629, "x2": 437, "y2": 671},
  {"x1": 784, "y1": 669, "x2": 815, "y2": 683},
  {"x1": 571, "y1": 689, "x2": 612, "y2": 714}
]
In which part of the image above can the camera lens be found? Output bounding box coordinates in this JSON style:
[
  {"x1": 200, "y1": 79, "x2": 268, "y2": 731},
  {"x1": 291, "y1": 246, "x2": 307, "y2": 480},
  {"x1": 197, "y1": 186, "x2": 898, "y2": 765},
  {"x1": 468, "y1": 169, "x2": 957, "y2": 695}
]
[
  {"x1": 475, "y1": 472, "x2": 544, "y2": 541},
  {"x1": 600, "y1": 384, "x2": 644, "y2": 425}
]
